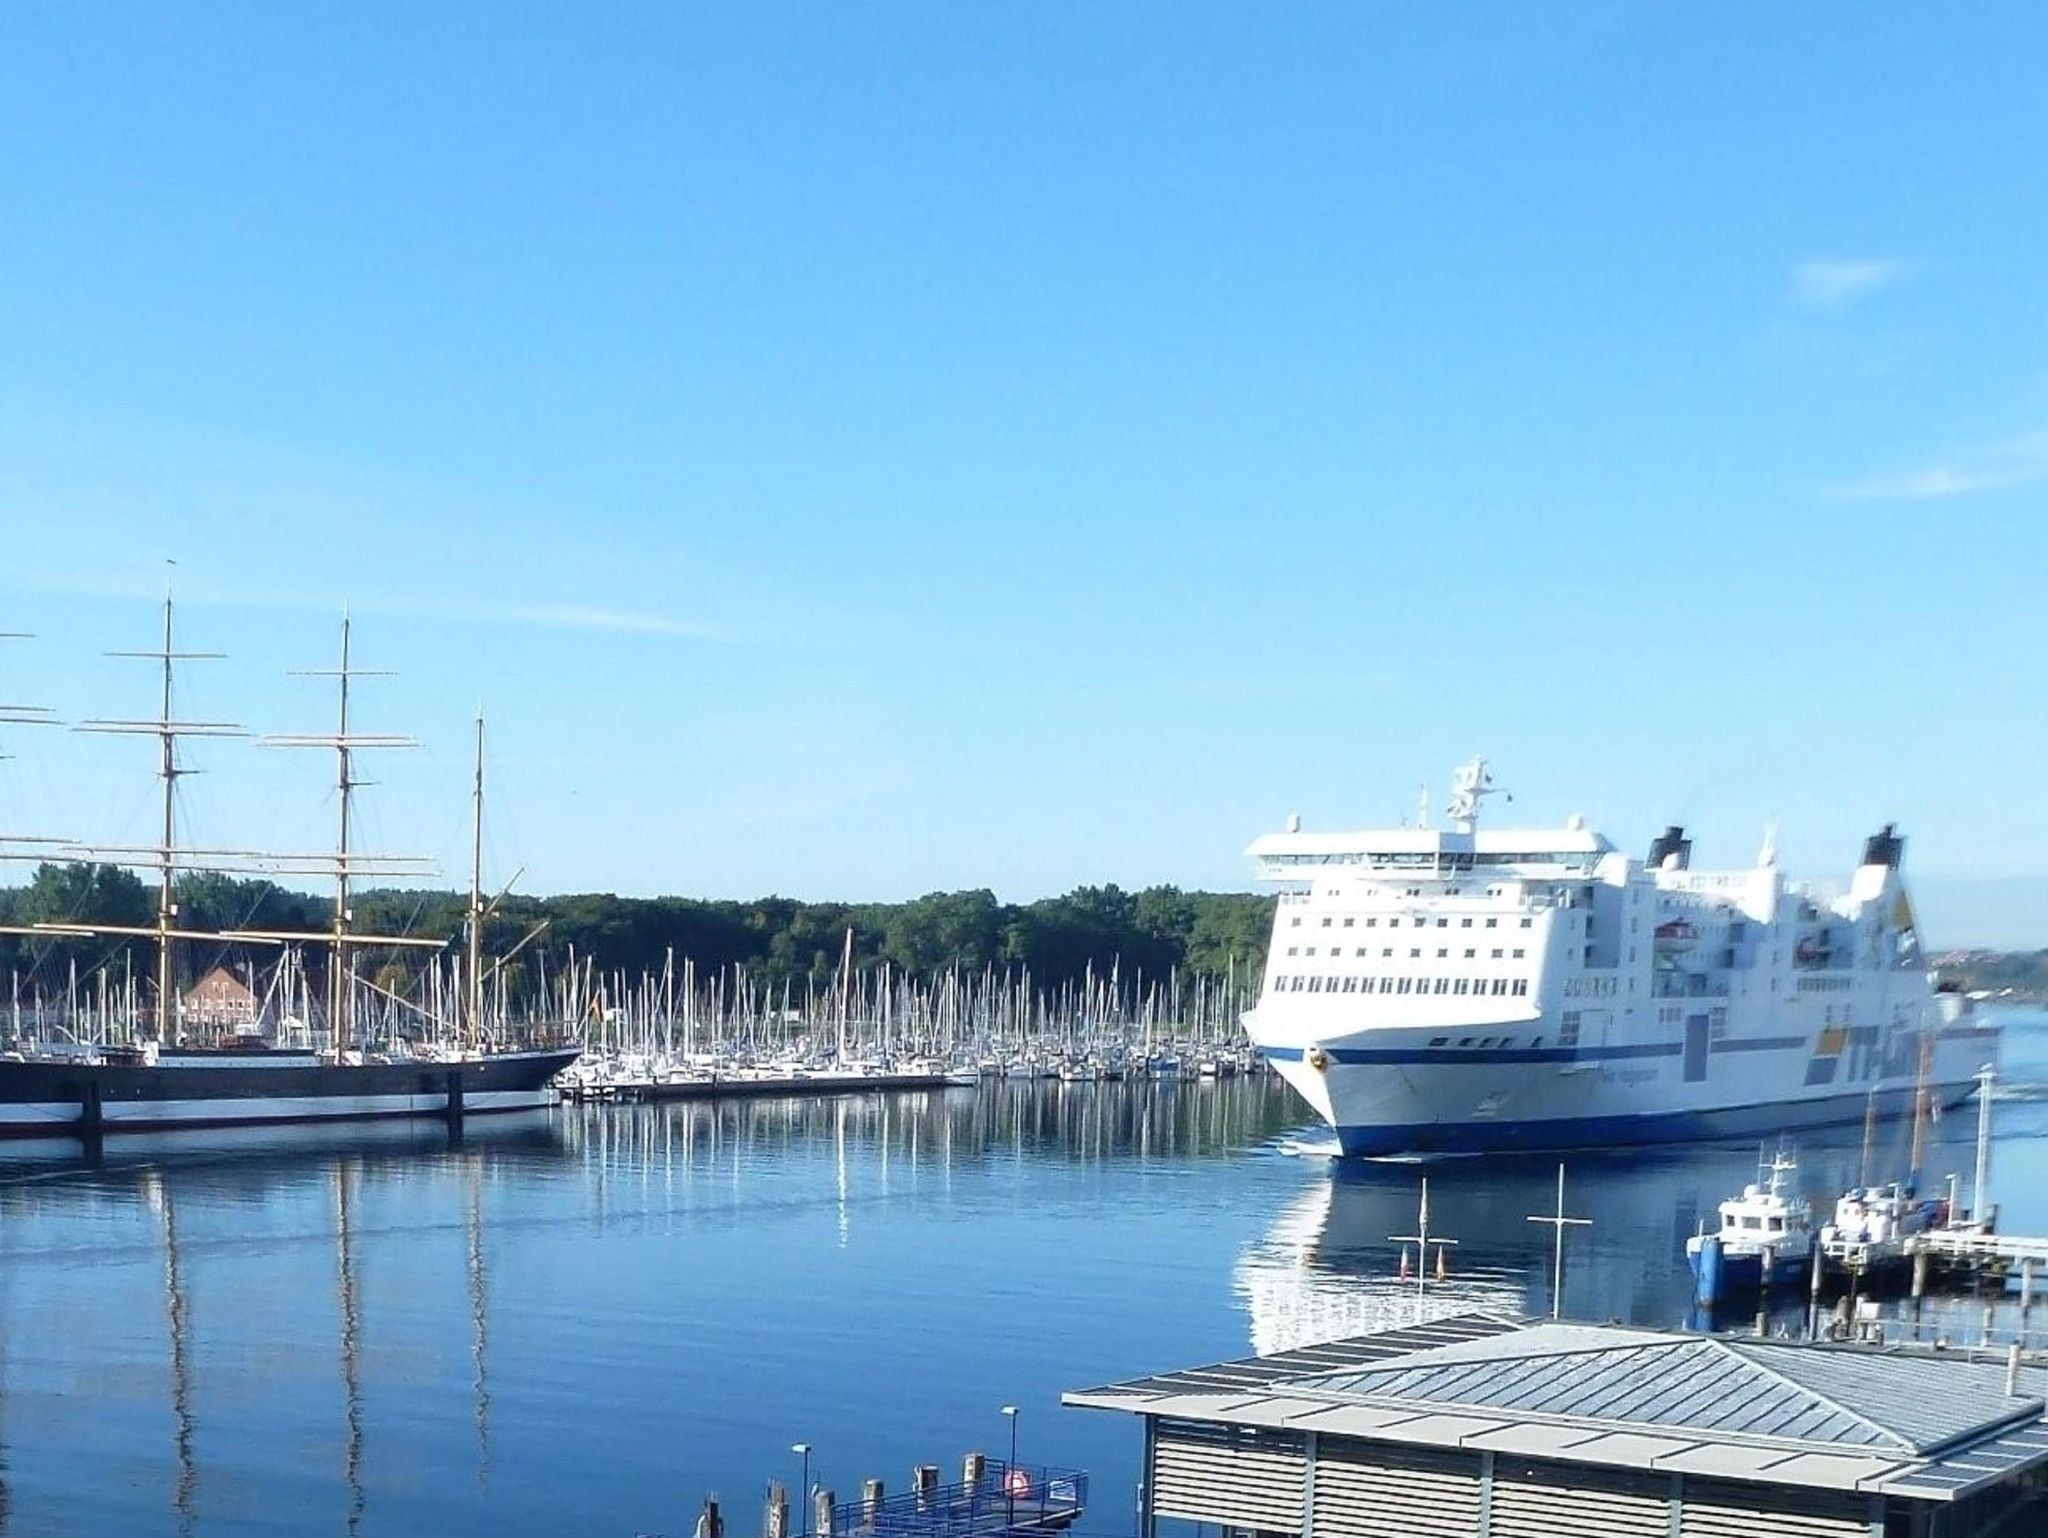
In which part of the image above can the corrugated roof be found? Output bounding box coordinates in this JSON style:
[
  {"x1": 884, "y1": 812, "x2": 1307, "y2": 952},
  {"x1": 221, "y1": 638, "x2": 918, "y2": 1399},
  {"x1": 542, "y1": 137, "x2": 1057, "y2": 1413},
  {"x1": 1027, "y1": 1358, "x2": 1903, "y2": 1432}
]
[
  {"x1": 1295, "y1": 1323, "x2": 2044, "y2": 1456},
  {"x1": 1071, "y1": 1312, "x2": 1520, "y2": 1399},
  {"x1": 1735, "y1": 1338, "x2": 2046, "y2": 1455},
  {"x1": 1065, "y1": 1313, "x2": 2048, "y2": 1503}
]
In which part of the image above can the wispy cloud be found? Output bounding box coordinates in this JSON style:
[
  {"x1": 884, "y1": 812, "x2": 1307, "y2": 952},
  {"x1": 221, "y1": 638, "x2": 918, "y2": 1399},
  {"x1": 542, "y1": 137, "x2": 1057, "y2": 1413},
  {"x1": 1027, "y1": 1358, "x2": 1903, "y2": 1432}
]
[
  {"x1": 1791, "y1": 257, "x2": 1911, "y2": 310},
  {"x1": 477, "y1": 602, "x2": 713, "y2": 638},
  {"x1": 0, "y1": 572, "x2": 721, "y2": 639},
  {"x1": 1830, "y1": 428, "x2": 2048, "y2": 502}
]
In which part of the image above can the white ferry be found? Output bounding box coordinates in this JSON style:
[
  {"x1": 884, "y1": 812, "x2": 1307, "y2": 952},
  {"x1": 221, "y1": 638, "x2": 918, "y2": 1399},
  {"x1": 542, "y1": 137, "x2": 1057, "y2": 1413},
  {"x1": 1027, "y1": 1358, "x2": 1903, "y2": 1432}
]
[{"x1": 1243, "y1": 759, "x2": 1997, "y2": 1156}]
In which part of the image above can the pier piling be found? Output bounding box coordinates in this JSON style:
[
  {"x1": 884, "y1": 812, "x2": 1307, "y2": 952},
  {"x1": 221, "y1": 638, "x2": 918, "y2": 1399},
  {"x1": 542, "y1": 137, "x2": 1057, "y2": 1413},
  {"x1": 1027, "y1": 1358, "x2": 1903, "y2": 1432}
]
[
  {"x1": 962, "y1": 1452, "x2": 985, "y2": 1487},
  {"x1": 696, "y1": 1498, "x2": 724, "y2": 1538},
  {"x1": 861, "y1": 1478, "x2": 883, "y2": 1527},
  {"x1": 765, "y1": 1481, "x2": 790, "y2": 1538},
  {"x1": 913, "y1": 1465, "x2": 938, "y2": 1509},
  {"x1": 813, "y1": 1488, "x2": 835, "y2": 1537}
]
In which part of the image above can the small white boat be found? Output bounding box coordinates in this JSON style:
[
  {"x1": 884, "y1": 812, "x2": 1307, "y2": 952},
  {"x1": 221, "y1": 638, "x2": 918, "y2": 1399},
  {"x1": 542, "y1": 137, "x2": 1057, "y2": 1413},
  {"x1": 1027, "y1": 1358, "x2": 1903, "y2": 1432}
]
[{"x1": 1687, "y1": 1150, "x2": 1816, "y2": 1306}]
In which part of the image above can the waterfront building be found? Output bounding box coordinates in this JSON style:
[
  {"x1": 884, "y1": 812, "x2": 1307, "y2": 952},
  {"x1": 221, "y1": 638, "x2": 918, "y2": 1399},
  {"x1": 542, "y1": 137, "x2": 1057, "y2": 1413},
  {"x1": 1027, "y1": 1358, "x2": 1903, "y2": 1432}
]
[{"x1": 1066, "y1": 1313, "x2": 2048, "y2": 1536}]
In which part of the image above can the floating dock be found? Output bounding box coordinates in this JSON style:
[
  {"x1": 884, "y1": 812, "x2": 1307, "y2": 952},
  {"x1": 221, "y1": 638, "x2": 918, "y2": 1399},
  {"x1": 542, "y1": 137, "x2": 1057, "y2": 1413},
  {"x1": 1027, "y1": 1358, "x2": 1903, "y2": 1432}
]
[{"x1": 563, "y1": 1070, "x2": 971, "y2": 1105}]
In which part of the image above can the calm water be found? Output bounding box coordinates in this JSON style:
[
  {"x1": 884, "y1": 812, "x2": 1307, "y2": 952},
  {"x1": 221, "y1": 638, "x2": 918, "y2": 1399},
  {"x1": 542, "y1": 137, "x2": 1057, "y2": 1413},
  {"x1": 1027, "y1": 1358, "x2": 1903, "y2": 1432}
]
[{"x1": 2, "y1": 1010, "x2": 2045, "y2": 1537}]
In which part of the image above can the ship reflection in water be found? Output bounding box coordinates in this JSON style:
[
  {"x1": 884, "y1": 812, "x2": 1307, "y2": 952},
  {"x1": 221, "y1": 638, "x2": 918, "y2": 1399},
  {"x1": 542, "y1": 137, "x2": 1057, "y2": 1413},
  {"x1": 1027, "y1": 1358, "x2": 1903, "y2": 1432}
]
[{"x1": 1236, "y1": 1037, "x2": 2048, "y2": 1357}]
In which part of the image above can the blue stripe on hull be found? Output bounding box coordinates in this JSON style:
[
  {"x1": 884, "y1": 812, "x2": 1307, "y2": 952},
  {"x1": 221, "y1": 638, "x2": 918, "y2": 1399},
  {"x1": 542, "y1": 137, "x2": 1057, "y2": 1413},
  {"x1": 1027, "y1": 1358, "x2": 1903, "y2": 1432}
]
[
  {"x1": 1263, "y1": 1042, "x2": 1677, "y2": 1067},
  {"x1": 1332, "y1": 1083, "x2": 1970, "y2": 1157}
]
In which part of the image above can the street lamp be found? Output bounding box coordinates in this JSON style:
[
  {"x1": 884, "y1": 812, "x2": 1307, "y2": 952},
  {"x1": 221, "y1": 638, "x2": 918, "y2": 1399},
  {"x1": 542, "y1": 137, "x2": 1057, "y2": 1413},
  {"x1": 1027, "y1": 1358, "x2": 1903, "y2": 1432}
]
[
  {"x1": 1000, "y1": 1406, "x2": 1019, "y2": 1526},
  {"x1": 792, "y1": 1443, "x2": 812, "y2": 1538}
]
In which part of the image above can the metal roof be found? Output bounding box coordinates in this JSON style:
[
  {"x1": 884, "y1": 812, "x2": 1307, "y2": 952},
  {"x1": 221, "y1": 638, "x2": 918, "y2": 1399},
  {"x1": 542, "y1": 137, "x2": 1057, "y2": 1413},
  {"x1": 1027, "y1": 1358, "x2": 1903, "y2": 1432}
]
[
  {"x1": 1063, "y1": 1313, "x2": 2048, "y2": 1504},
  {"x1": 1299, "y1": 1327, "x2": 2046, "y2": 1455},
  {"x1": 1072, "y1": 1313, "x2": 1521, "y2": 1401}
]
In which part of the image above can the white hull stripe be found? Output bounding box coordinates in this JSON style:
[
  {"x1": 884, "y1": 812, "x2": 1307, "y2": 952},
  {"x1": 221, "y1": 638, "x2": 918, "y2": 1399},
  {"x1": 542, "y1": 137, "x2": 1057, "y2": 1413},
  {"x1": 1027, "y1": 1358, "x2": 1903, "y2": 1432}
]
[{"x1": 0, "y1": 1089, "x2": 552, "y2": 1128}]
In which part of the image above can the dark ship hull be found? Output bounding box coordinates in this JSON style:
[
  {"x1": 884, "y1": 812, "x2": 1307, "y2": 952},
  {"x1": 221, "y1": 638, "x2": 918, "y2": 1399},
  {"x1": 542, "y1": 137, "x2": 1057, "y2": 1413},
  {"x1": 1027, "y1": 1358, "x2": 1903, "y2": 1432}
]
[{"x1": 0, "y1": 1045, "x2": 581, "y2": 1138}]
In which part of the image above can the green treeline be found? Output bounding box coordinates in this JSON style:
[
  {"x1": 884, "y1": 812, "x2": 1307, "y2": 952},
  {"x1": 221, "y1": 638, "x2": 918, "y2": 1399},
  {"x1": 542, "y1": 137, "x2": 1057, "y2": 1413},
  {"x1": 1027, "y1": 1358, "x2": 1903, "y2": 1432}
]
[{"x1": 0, "y1": 863, "x2": 1276, "y2": 999}]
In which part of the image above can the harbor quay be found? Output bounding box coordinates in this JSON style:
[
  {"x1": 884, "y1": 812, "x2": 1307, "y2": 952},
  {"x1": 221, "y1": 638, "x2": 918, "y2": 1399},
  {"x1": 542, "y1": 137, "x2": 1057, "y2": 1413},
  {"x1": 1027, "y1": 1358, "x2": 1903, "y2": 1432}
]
[{"x1": 1065, "y1": 1312, "x2": 2048, "y2": 1537}]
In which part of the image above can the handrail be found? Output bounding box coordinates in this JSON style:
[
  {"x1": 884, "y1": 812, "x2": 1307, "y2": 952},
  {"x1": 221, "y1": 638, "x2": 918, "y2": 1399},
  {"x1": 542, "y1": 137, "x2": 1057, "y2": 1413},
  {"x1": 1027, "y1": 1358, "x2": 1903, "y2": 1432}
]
[{"x1": 823, "y1": 1462, "x2": 1088, "y2": 1538}]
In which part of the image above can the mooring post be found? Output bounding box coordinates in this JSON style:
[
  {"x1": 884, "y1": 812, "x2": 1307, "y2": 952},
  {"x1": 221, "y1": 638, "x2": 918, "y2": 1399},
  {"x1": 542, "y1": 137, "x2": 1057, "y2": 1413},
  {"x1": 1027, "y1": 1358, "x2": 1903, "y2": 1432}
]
[
  {"x1": 861, "y1": 1479, "x2": 883, "y2": 1528},
  {"x1": 78, "y1": 1078, "x2": 103, "y2": 1143},
  {"x1": 813, "y1": 1487, "x2": 835, "y2": 1538},
  {"x1": 696, "y1": 1498, "x2": 724, "y2": 1538},
  {"x1": 765, "y1": 1481, "x2": 789, "y2": 1538},
  {"x1": 963, "y1": 1452, "x2": 985, "y2": 1490},
  {"x1": 1807, "y1": 1246, "x2": 1825, "y2": 1339},
  {"x1": 913, "y1": 1466, "x2": 938, "y2": 1511}
]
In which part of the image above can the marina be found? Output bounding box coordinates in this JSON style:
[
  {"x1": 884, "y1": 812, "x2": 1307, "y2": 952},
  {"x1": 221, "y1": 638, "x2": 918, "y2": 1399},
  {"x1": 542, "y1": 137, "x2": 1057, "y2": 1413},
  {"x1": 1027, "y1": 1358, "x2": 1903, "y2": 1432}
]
[{"x1": 3, "y1": 7, "x2": 2038, "y2": 1536}]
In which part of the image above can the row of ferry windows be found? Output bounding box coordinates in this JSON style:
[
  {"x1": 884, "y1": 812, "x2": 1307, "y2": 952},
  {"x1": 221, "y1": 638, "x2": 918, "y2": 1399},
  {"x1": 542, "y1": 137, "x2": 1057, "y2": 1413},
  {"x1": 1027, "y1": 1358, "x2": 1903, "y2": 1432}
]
[
  {"x1": 1286, "y1": 946, "x2": 1527, "y2": 961},
  {"x1": 1274, "y1": 975, "x2": 1530, "y2": 997},
  {"x1": 1293, "y1": 915, "x2": 1532, "y2": 930}
]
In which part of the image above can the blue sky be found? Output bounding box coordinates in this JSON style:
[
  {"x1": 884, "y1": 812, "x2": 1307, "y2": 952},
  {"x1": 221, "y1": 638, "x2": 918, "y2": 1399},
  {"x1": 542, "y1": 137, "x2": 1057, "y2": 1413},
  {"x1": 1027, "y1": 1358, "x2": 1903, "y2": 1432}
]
[{"x1": 0, "y1": 4, "x2": 2044, "y2": 944}]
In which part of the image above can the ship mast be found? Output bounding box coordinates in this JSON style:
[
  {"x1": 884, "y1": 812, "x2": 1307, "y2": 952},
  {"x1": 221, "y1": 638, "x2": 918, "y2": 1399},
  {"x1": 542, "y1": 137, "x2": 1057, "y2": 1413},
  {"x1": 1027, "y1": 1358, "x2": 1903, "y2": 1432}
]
[
  {"x1": 263, "y1": 616, "x2": 433, "y2": 1053},
  {"x1": 0, "y1": 604, "x2": 439, "y2": 1049},
  {"x1": 332, "y1": 617, "x2": 355, "y2": 1048},
  {"x1": 0, "y1": 627, "x2": 69, "y2": 865},
  {"x1": 78, "y1": 594, "x2": 243, "y2": 1043}
]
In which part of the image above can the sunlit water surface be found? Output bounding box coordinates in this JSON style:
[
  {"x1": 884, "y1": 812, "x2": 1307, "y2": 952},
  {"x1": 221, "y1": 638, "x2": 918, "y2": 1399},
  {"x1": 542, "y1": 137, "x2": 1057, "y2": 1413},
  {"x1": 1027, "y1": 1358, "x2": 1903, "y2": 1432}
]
[{"x1": 2, "y1": 1008, "x2": 2045, "y2": 1537}]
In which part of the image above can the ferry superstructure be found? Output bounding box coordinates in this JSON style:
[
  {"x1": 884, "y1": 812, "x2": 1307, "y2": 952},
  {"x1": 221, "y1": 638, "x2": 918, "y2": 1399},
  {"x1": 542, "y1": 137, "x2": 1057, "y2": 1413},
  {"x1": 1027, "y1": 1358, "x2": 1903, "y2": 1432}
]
[{"x1": 1243, "y1": 759, "x2": 1996, "y2": 1156}]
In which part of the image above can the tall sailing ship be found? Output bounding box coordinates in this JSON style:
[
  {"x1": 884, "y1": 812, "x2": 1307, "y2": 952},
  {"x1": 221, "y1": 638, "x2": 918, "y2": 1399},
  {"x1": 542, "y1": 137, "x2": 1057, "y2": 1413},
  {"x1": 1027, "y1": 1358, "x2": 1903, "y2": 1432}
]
[
  {"x1": 0, "y1": 602, "x2": 579, "y2": 1138},
  {"x1": 1244, "y1": 758, "x2": 1998, "y2": 1155}
]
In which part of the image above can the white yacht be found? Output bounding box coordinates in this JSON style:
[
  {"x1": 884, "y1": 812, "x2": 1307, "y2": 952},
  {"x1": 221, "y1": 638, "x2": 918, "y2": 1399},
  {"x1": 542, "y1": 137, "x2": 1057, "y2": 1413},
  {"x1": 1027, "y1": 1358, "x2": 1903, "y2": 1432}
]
[
  {"x1": 1686, "y1": 1150, "x2": 1817, "y2": 1301},
  {"x1": 1243, "y1": 759, "x2": 1996, "y2": 1156}
]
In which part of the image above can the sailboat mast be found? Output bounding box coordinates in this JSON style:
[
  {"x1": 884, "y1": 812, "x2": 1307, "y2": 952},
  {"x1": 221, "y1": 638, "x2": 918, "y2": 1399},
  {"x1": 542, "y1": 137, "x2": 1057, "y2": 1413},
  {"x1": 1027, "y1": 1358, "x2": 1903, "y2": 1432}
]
[{"x1": 466, "y1": 714, "x2": 485, "y2": 1055}]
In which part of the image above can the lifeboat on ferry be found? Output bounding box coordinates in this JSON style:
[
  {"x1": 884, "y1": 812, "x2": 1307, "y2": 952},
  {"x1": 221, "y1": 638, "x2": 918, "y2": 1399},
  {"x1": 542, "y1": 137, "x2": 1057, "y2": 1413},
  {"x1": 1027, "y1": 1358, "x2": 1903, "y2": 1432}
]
[{"x1": 1653, "y1": 919, "x2": 1698, "y2": 954}]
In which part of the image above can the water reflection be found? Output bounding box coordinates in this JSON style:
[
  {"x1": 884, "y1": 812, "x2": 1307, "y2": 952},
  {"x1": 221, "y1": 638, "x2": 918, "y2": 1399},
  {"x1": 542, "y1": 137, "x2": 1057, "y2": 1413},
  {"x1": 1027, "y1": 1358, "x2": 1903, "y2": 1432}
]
[
  {"x1": 1234, "y1": 1082, "x2": 2048, "y2": 1356},
  {"x1": 464, "y1": 1156, "x2": 491, "y2": 1487},
  {"x1": 333, "y1": 1160, "x2": 364, "y2": 1538},
  {"x1": 147, "y1": 1173, "x2": 198, "y2": 1536},
  {"x1": 558, "y1": 1074, "x2": 1297, "y2": 1174},
  {"x1": 0, "y1": 1066, "x2": 2038, "y2": 1537}
]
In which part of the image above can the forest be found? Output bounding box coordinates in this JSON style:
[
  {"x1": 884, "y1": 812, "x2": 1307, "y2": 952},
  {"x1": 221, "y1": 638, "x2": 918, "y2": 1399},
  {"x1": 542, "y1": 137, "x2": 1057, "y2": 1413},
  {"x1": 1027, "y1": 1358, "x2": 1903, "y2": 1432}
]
[{"x1": 0, "y1": 862, "x2": 1278, "y2": 1005}]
